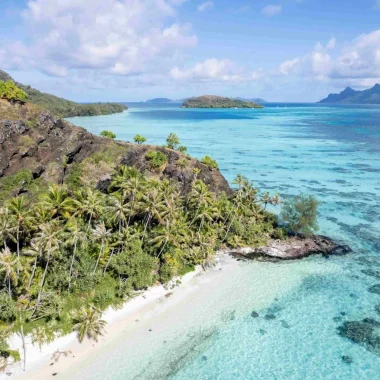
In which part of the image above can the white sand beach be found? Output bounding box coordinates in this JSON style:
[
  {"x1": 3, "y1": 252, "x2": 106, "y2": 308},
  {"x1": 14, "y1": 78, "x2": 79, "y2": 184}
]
[{"x1": 1, "y1": 254, "x2": 340, "y2": 379}]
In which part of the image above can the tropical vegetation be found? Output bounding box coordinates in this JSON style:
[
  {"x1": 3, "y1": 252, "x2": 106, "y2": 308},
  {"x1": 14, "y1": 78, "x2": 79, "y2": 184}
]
[
  {"x1": 0, "y1": 81, "x2": 27, "y2": 103},
  {"x1": 134, "y1": 134, "x2": 147, "y2": 144},
  {"x1": 100, "y1": 130, "x2": 116, "y2": 139},
  {"x1": 0, "y1": 158, "x2": 284, "y2": 366}
]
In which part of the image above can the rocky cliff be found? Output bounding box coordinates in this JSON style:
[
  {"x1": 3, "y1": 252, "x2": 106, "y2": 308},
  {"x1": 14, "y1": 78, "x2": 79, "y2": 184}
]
[{"x1": 0, "y1": 99, "x2": 232, "y2": 199}]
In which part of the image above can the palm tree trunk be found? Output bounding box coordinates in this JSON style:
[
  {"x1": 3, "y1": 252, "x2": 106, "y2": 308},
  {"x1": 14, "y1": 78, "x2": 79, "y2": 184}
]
[
  {"x1": 8, "y1": 277, "x2": 12, "y2": 299},
  {"x1": 142, "y1": 213, "x2": 151, "y2": 240},
  {"x1": 103, "y1": 249, "x2": 115, "y2": 275},
  {"x1": 93, "y1": 240, "x2": 104, "y2": 273},
  {"x1": 157, "y1": 241, "x2": 167, "y2": 258},
  {"x1": 20, "y1": 315, "x2": 26, "y2": 371},
  {"x1": 68, "y1": 237, "x2": 78, "y2": 293},
  {"x1": 16, "y1": 224, "x2": 20, "y2": 276},
  {"x1": 86, "y1": 211, "x2": 93, "y2": 233},
  {"x1": 36, "y1": 253, "x2": 50, "y2": 308},
  {"x1": 223, "y1": 213, "x2": 236, "y2": 242}
]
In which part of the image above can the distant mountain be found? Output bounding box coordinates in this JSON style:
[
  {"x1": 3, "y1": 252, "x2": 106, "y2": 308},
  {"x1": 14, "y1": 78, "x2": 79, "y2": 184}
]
[
  {"x1": 0, "y1": 69, "x2": 127, "y2": 118},
  {"x1": 182, "y1": 95, "x2": 264, "y2": 109},
  {"x1": 319, "y1": 84, "x2": 380, "y2": 104},
  {"x1": 235, "y1": 97, "x2": 267, "y2": 104}
]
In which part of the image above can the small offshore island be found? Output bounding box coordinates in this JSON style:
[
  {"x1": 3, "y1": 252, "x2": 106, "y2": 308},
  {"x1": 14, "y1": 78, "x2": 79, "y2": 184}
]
[
  {"x1": 0, "y1": 78, "x2": 351, "y2": 376},
  {"x1": 182, "y1": 95, "x2": 264, "y2": 109}
]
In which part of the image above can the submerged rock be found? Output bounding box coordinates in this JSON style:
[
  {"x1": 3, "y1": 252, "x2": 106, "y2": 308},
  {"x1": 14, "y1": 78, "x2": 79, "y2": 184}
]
[
  {"x1": 368, "y1": 284, "x2": 380, "y2": 295},
  {"x1": 341, "y1": 355, "x2": 353, "y2": 365},
  {"x1": 338, "y1": 319, "x2": 380, "y2": 354},
  {"x1": 251, "y1": 311, "x2": 259, "y2": 318},
  {"x1": 264, "y1": 314, "x2": 276, "y2": 320},
  {"x1": 361, "y1": 269, "x2": 380, "y2": 279},
  {"x1": 228, "y1": 234, "x2": 351, "y2": 261}
]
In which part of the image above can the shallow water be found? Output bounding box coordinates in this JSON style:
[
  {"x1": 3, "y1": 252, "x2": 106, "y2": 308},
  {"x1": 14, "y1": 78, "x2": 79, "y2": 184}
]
[{"x1": 67, "y1": 103, "x2": 380, "y2": 379}]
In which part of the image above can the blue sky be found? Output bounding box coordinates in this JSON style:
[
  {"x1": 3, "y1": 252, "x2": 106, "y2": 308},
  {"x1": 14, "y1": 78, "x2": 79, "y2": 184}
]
[{"x1": 1, "y1": 0, "x2": 380, "y2": 102}]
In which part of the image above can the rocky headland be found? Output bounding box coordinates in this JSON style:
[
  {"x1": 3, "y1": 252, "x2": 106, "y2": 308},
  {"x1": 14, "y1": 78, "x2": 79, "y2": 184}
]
[{"x1": 182, "y1": 95, "x2": 264, "y2": 109}]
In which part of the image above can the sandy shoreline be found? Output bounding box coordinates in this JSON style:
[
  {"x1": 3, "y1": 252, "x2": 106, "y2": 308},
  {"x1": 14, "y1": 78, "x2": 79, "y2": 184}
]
[{"x1": 1, "y1": 253, "x2": 339, "y2": 379}]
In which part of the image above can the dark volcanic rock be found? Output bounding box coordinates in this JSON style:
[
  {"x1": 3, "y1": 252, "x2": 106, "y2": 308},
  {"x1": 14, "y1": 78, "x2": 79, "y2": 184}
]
[
  {"x1": 228, "y1": 234, "x2": 351, "y2": 261},
  {"x1": 251, "y1": 311, "x2": 259, "y2": 318},
  {"x1": 120, "y1": 144, "x2": 233, "y2": 195}
]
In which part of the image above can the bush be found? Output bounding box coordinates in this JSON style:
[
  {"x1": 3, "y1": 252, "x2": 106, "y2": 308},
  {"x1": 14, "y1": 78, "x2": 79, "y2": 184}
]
[
  {"x1": 145, "y1": 150, "x2": 167, "y2": 169},
  {"x1": 0, "y1": 81, "x2": 27, "y2": 102},
  {"x1": 166, "y1": 133, "x2": 180, "y2": 150},
  {"x1": 280, "y1": 194, "x2": 319, "y2": 236},
  {"x1": 134, "y1": 134, "x2": 146, "y2": 144},
  {"x1": 178, "y1": 145, "x2": 187, "y2": 153},
  {"x1": 100, "y1": 130, "x2": 116, "y2": 139},
  {"x1": 201, "y1": 155, "x2": 218, "y2": 169}
]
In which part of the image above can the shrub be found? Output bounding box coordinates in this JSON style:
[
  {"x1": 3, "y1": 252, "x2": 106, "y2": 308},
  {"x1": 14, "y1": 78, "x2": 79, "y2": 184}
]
[
  {"x1": 134, "y1": 134, "x2": 146, "y2": 144},
  {"x1": 280, "y1": 194, "x2": 319, "y2": 236},
  {"x1": 166, "y1": 133, "x2": 180, "y2": 150},
  {"x1": 100, "y1": 130, "x2": 116, "y2": 139},
  {"x1": 201, "y1": 155, "x2": 218, "y2": 169},
  {"x1": 177, "y1": 157, "x2": 188, "y2": 168},
  {"x1": 0, "y1": 81, "x2": 27, "y2": 102},
  {"x1": 145, "y1": 150, "x2": 167, "y2": 169},
  {"x1": 178, "y1": 145, "x2": 187, "y2": 153}
]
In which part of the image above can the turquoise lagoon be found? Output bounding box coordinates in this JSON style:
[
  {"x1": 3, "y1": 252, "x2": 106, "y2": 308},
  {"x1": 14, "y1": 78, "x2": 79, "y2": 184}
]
[{"x1": 66, "y1": 103, "x2": 380, "y2": 379}]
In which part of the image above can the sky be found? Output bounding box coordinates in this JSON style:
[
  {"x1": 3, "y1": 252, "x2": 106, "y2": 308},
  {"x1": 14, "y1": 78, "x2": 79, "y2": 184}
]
[{"x1": 1, "y1": 0, "x2": 380, "y2": 102}]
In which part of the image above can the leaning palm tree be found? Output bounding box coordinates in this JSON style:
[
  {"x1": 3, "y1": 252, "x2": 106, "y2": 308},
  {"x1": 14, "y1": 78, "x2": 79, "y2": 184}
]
[
  {"x1": 65, "y1": 218, "x2": 86, "y2": 292},
  {"x1": 0, "y1": 206, "x2": 14, "y2": 249},
  {"x1": 0, "y1": 247, "x2": 20, "y2": 298},
  {"x1": 92, "y1": 222, "x2": 112, "y2": 273},
  {"x1": 7, "y1": 197, "x2": 34, "y2": 274},
  {"x1": 33, "y1": 222, "x2": 62, "y2": 309},
  {"x1": 106, "y1": 193, "x2": 130, "y2": 232},
  {"x1": 72, "y1": 305, "x2": 107, "y2": 343}
]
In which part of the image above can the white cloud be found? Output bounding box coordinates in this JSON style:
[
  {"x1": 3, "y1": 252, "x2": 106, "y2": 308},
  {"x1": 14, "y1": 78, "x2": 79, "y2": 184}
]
[
  {"x1": 261, "y1": 4, "x2": 282, "y2": 17},
  {"x1": 197, "y1": 1, "x2": 213, "y2": 12},
  {"x1": 0, "y1": 0, "x2": 196, "y2": 80},
  {"x1": 170, "y1": 58, "x2": 243, "y2": 82},
  {"x1": 276, "y1": 31, "x2": 380, "y2": 87}
]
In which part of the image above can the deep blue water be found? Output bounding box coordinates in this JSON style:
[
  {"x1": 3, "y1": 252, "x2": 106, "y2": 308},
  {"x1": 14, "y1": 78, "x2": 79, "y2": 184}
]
[{"x1": 67, "y1": 103, "x2": 380, "y2": 379}]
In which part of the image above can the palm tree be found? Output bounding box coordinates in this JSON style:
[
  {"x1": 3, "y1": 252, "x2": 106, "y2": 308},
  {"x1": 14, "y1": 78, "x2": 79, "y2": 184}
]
[
  {"x1": 0, "y1": 247, "x2": 20, "y2": 298},
  {"x1": 7, "y1": 197, "x2": 34, "y2": 275},
  {"x1": 188, "y1": 180, "x2": 214, "y2": 223},
  {"x1": 140, "y1": 187, "x2": 164, "y2": 237},
  {"x1": 261, "y1": 192, "x2": 271, "y2": 210},
  {"x1": 33, "y1": 222, "x2": 62, "y2": 309},
  {"x1": 106, "y1": 193, "x2": 130, "y2": 232},
  {"x1": 0, "y1": 206, "x2": 14, "y2": 249},
  {"x1": 92, "y1": 222, "x2": 112, "y2": 273},
  {"x1": 72, "y1": 305, "x2": 107, "y2": 343},
  {"x1": 74, "y1": 188, "x2": 104, "y2": 232},
  {"x1": 42, "y1": 185, "x2": 73, "y2": 219},
  {"x1": 65, "y1": 218, "x2": 86, "y2": 293}
]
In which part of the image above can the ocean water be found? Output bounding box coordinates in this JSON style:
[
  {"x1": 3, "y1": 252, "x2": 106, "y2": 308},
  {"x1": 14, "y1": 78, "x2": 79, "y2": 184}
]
[{"x1": 66, "y1": 103, "x2": 380, "y2": 379}]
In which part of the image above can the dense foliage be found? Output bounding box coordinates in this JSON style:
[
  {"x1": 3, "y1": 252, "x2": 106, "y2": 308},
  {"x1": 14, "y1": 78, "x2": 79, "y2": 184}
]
[
  {"x1": 281, "y1": 194, "x2": 319, "y2": 236},
  {"x1": 0, "y1": 71, "x2": 127, "y2": 118},
  {"x1": 0, "y1": 165, "x2": 282, "y2": 364},
  {"x1": 134, "y1": 134, "x2": 146, "y2": 144},
  {"x1": 182, "y1": 95, "x2": 264, "y2": 109},
  {"x1": 202, "y1": 155, "x2": 218, "y2": 169},
  {"x1": 100, "y1": 130, "x2": 116, "y2": 139},
  {"x1": 0, "y1": 81, "x2": 27, "y2": 102}
]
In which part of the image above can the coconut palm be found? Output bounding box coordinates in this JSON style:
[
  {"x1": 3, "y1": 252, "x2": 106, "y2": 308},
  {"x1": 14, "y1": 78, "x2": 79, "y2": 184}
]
[
  {"x1": 42, "y1": 184, "x2": 74, "y2": 219},
  {"x1": 92, "y1": 222, "x2": 112, "y2": 273},
  {"x1": 140, "y1": 186, "x2": 165, "y2": 237},
  {"x1": 0, "y1": 207, "x2": 14, "y2": 249},
  {"x1": 65, "y1": 218, "x2": 86, "y2": 292},
  {"x1": 33, "y1": 222, "x2": 62, "y2": 308},
  {"x1": 7, "y1": 197, "x2": 34, "y2": 274},
  {"x1": 74, "y1": 188, "x2": 104, "y2": 232},
  {"x1": 72, "y1": 305, "x2": 106, "y2": 343},
  {"x1": 0, "y1": 247, "x2": 20, "y2": 298},
  {"x1": 106, "y1": 193, "x2": 130, "y2": 232}
]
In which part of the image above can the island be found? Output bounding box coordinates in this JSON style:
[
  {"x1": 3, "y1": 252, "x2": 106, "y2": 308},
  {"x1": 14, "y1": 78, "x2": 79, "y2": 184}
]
[
  {"x1": 0, "y1": 70, "x2": 127, "y2": 118},
  {"x1": 0, "y1": 80, "x2": 348, "y2": 375},
  {"x1": 146, "y1": 98, "x2": 182, "y2": 103},
  {"x1": 181, "y1": 95, "x2": 264, "y2": 109},
  {"x1": 318, "y1": 84, "x2": 380, "y2": 104}
]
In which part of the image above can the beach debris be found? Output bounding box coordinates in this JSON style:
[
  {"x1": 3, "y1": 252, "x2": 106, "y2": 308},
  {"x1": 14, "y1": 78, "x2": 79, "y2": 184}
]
[{"x1": 51, "y1": 349, "x2": 72, "y2": 363}]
